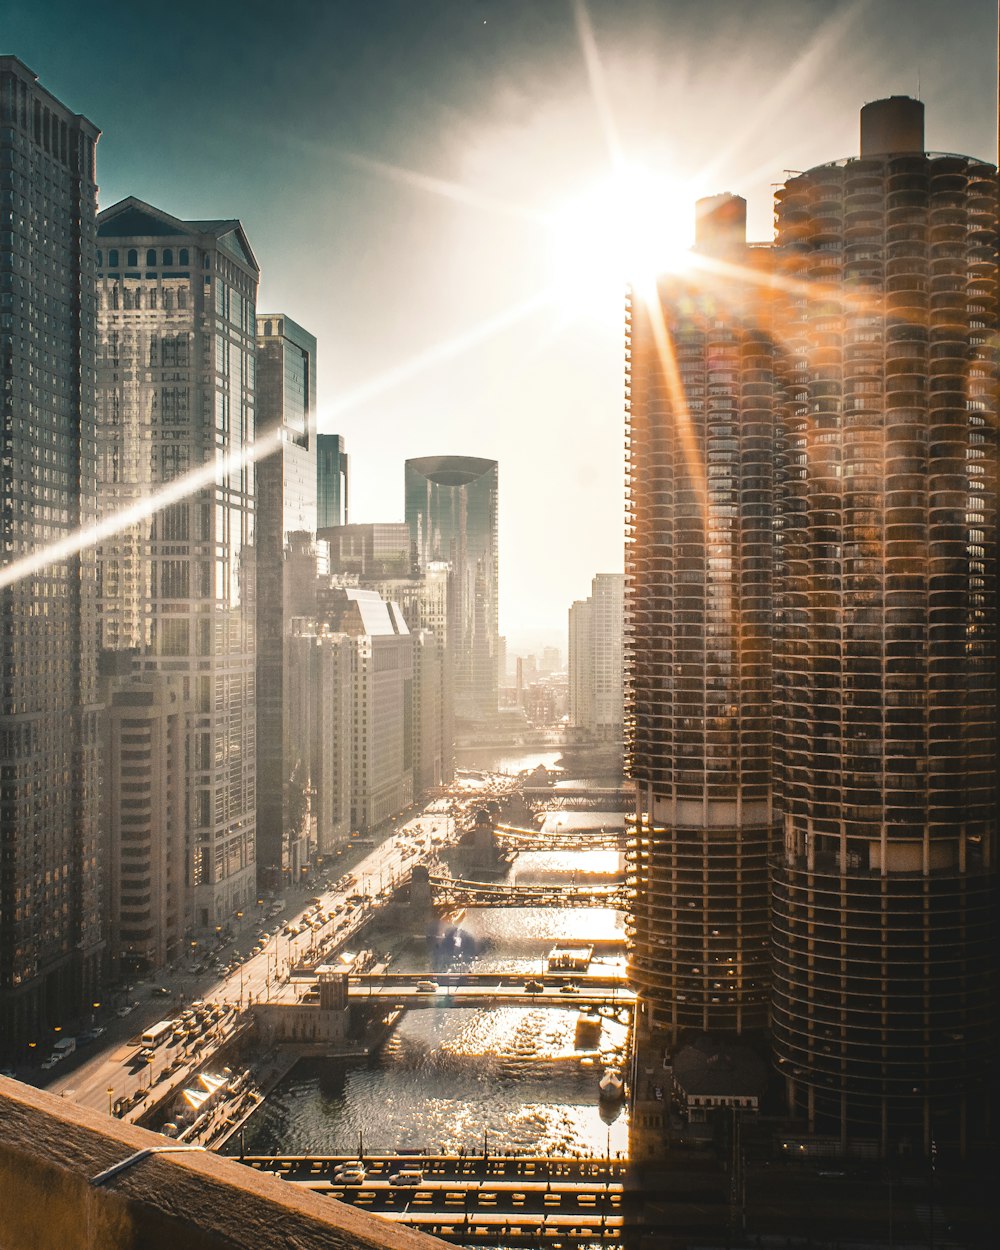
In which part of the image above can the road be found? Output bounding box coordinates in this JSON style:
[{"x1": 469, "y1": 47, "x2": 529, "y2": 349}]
[{"x1": 40, "y1": 778, "x2": 516, "y2": 1117}]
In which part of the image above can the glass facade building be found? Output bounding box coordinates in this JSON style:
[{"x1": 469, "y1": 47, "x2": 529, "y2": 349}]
[
  {"x1": 96, "y1": 197, "x2": 259, "y2": 933},
  {"x1": 316, "y1": 433, "x2": 348, "y2": 529},
  {"x1": 405, "y1": 455, "x2": 498, "y2": 721},
  {"x1": 0, "y1": 58, "x2": 103, "y2": 1054},
  {"x1": 255, "y1": 314, "x2": 317, "y2": 888}
]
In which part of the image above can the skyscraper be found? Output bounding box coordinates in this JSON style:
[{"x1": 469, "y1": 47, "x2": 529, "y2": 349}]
[
  {"x1": 255, "y1": 314, "x2": 317, "y2": 888},
  {"x1": 405, "y1": 455, "x2": 499, "y2": 721},
  {"x1": 316, "y1": 433, "x2": 349, "y2": 529},
  {"x1": 770, "y1": 98, "x2": 997, "y2": 1152},
  {"x1": 0, "y1": 58, "x2": 103, "y2": 1053},
  {"x1": 628, "y1": 97, "x2": 998, "y2": 1154},
  {"x1": 626, "y1": 196, "x2": 775, "y2": 1037},
  {"x1": 96, "y1": 197, "x2": 259, "y2": 933}
]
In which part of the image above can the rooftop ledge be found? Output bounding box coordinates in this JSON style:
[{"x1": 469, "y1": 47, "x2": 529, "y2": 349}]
[{"x1": 0, "y1": 1076, "x2": 445, "y2": 1250}]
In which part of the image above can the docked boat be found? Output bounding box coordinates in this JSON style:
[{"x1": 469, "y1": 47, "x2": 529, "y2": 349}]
[
  {"x1": 598, "y1": 1067, "x2": 625, "y2": 1104},
  {"x1": 574, "y1": 1008, "x2": 602, "y2": 1048}
]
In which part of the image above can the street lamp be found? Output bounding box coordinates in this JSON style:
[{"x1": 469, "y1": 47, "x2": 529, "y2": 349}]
[{"x1": 107, "y1": 1086, "x2": 114, "y2": 1117}]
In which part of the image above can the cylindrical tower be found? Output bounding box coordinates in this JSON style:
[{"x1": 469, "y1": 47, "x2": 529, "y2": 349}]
[
  {"x1": 625, "y1": 201, "x2": 776, "y2": 1036},
  {"x1": 771, "y1": 102, "x2": 998, "y2": 1153}
]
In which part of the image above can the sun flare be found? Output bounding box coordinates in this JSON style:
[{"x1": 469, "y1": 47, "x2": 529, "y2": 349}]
[{"x1": 546, "y1": 162, "x2": 696, "y2": 316}]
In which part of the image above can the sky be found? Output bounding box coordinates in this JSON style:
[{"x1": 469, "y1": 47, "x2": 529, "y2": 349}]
[{"x1": 4, "y1": 0, "x2": 997, "y2": 653}]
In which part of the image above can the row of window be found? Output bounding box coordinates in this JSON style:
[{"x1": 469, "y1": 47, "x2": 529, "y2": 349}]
[{"x1": 98, "y1": 247, "x2": 191, "y2": 268}]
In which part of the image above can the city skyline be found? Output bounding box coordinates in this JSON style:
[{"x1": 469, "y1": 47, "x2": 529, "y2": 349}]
[{"x1": 4, "y1": 0, "x2": 997, "y2": 649}]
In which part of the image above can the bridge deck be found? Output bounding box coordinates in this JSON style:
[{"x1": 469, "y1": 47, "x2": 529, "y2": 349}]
[{"x1": 243, "y1": 1154, "x2": 632, "y2": 1244}]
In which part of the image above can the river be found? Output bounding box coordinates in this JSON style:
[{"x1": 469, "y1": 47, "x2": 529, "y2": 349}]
[{"x1": 231, "y1": 750, "x2": 631, "y2": 1159}]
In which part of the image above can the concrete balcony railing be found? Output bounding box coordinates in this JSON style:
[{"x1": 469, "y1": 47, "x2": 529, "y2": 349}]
[{"x1": 0, "y1": 1076, "x2": 443, "y2": 1250}]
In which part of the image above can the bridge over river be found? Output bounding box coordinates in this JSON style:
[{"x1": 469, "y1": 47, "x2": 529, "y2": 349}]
[
  {"x1": 429, "y1": 874, "x2": 627, "y2": 910},
  {"x1": 240, "y1": 1153, "x2": 633, "y2": 1245},
  {"x1": 493, "y1": 823, "x2": 628, "y2": 851},
  {"x1": 346, "y1": 970, "x2": 634, "y2": 1010}
]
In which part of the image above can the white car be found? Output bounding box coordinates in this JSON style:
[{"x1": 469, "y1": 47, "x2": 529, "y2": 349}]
[
  {"x1": 40, "y1": 1054, "x2": 61, "y2": 1070},
  {"x1": 389, "y1": 1169, "x2": 423, "y2": 1186},
  {"x1": 336, "y1": 1168, "x2": 365, "y2": 1185}
]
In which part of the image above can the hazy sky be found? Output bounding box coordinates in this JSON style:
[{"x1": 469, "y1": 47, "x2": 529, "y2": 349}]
[{"x1": 6, "y1": 0, "x2": 997, "y2": 651}]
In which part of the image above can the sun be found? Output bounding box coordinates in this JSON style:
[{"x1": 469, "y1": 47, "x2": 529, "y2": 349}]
[{"x1": 545, "y1": 161, "x2": 696, "y2": 318}]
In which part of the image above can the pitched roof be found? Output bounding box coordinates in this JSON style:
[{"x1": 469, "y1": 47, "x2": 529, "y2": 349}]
[{"x1": 97, "y1": 197, "x2": 259, "y2": 271}]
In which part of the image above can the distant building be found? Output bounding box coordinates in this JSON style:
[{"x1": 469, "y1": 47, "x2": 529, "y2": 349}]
[
  {"x1": 96, "y1": 196, "x2": 259, "y2": 933},
  {"x1": 496, "y1": 636, "x2": 508, "y2": 688},
  {"x1": 568, "y1": 598, "x2": 593, "y2": 731},
  {"x1": 255, "y1": 314, "x2": 318, "y2": 888},
  {"x1": 316, "y1": 433, "x2": 349, "y2": 529},
  {"x1": 319, "y1": 587, "x2": 414, "y2": 831},
  {"x1": 411, "y1": 629, "x2": 449, "y2": 792},
  {"x1": 540, "y1": 646, "x2": 561, "y2": 674},
  {"x1": 406, "y1": 456, "x2": 499, "y2": 720},
  {"x1": 568, "y1": 574, "x2": 623, "y2": 742},
  {"x1": 0, "y1": 58, "x2": 104, "y2": 1052},
  {"x1": 323, "y1": 522, "x2": 411, "y2": 578},
  {"x1": 289, "y1": 623, "x2": 354, "y2": 856}
]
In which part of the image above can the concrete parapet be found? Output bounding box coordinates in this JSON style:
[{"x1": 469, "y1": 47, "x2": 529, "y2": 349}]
[{"x1": 0, "y1": 1076, "x2": 444, "y2": 1250}]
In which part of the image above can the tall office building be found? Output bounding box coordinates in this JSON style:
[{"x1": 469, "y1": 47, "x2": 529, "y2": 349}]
[
  {"x1": 625, "y1": 195, "x2": 775, "y2": 1035},
  {"x1": 96, "y1": 197, "x2": 259, "y2": 933},
  {"x1": 255, "y1": 314, "x2": 317, "y2": 888},
  {"x1": 0, "y1": 59, "x2": 104, "y2": 1052},
  {"x1": 770, "y1": 99, "x2": 997, "y2": 1152},
  {"x1": 316, "y1": 433, "x2": 349, "y2": 529},
  {"x1": 405, "y1": 455, "x2": 499, "y2": 721}
]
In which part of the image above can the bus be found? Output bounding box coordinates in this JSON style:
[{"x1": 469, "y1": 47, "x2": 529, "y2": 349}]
[{"x1": 140, "y1": 1020, "x2": 175, "y2": 1049}]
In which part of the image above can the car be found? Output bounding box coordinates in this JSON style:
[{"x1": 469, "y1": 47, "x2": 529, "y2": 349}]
[
  {"x1": 415, "y1": 980, "x2": 438, "y2": 993},
  {"x1": 150, "y1": 985, "x2": 171, "y2": 998},
  {"x1": 388, "y1": 1169, "x2": 423, "y2": 1186},
  {"x1": 116, "y1": 1004, "x2": 134, "y2": 1018},
  {"x1": 524, "y1": 979, "x2": 545, "y2": 994},
  {"x1": 335, "y1": 1168, "x2": 366, "y2": 1185},
  {"x1": 559, "y1": 983, "x2": 580, "y2": 995},
  {"x1": 40, "y1": 1054, "x2": 61, "y2": 1070}
]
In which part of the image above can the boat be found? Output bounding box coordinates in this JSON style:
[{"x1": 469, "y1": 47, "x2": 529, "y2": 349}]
[
  {"x1": 598, "y1": 1068, "x2": 625, "y2": 1104},
  {"x1": 574, "y1": 1008, "x2": 602, "y2": 1048}
]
